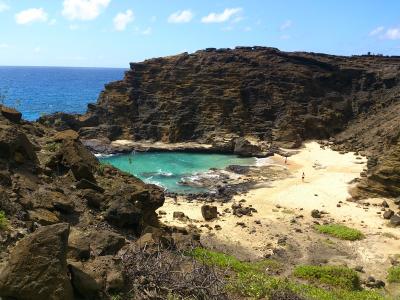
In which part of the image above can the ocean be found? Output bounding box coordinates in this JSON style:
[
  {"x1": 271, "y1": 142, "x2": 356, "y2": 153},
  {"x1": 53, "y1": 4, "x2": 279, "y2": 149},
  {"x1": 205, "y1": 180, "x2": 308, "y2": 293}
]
[{"x1": 0, "y1": 66, "x2": 126, "y2": 120}]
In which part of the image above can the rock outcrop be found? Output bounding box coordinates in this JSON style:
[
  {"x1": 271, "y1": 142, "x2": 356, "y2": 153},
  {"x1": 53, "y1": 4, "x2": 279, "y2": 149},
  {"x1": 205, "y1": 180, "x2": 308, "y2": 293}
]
[
  {"x1": 39, "y1": 47, "x2": 400, "y2": 197},
  {"x1": 0, "y1": 105, "x2": 167, "y2": 299},
  {"x1": 0, "y1": 223, "x2": 74, "y2": 300}
]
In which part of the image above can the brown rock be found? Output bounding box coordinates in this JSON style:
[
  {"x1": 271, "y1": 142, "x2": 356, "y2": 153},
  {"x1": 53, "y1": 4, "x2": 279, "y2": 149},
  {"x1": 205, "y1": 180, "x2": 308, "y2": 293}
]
[
  {"x1": 201, "y1": 205, "x2": 218, "y2": 221},
  {"x1": 1, "y1": 106, "x2": 22, "y2": 123},
  {"x1": 0, "y1": 223, "x2": 73, "y2": 300}
]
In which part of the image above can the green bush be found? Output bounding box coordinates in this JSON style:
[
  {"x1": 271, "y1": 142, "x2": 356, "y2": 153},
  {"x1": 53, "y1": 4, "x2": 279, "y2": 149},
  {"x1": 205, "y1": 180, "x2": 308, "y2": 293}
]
[
  {"x1": 0, "y1": 211, "x2": 9, "y2": 230},
  {"x1": 315, "y1": 224, "x2": 364, "y2": 240},
  {"x1": 387, "y1": 266, "x2": 400, "y2": 283},
  {"x1": 293, "y1": 265, "x2": 360, "y2": 290},
  {"x1": 189, "y1": 248, "x2": 388, "y2": 300}
]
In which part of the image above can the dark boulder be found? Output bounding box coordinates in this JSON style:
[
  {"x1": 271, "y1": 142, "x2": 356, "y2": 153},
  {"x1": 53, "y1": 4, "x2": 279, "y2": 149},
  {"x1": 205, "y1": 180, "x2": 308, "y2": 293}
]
[
  {"x1": 0, "y1": 125, "x2": 38, "y2": 164},
  {"x1": 1, "y1": 106, "x2": 22, "y2": 123},
  {"x1": 201, "y1": 205, "x2": 218, "y2": 221}
]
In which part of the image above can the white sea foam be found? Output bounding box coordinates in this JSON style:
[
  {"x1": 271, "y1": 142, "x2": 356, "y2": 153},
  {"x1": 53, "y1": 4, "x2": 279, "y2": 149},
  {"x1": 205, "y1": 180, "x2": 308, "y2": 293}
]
[{"x1": 255, "y1": 157, "x2": 273, "y2": 167}]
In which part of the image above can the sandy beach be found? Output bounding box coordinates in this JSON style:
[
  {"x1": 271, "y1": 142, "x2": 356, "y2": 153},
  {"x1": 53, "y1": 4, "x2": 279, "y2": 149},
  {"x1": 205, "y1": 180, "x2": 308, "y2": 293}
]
[{"x1": 158, "y1": 141, "x2": 400, "y2": 291}]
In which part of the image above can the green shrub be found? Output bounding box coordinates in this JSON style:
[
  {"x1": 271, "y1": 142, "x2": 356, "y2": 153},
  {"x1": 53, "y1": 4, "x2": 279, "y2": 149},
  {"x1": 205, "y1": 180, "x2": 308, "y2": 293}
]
[
  {"x1": 293, "y1": 265, "x2": 361, "y2": 290},
  {"x1": 0, "y1": 211, "x2": 9, "y2": 230},
  {"x1": 189, "y1": 248, "x2": 387, "y2": 300},
  {"x1": 315, "y1": 224, "x2": 364, "y2": 240},
  {"x1": 387, "y1": 266, "x2": 400, "y2": 283}
]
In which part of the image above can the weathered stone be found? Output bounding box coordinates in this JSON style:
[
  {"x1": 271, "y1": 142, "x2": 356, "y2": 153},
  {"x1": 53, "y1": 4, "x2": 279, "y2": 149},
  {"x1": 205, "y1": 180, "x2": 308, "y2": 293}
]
[
  {"x1": 0, "y1": 223, "x2": 73, "y2": 300},
  {"x1": 68, "y1": 228, "x2": 90, "y2": 260},
  {"x1": 53, "y1": 129, "x2": 79, "y2": 141},
  {"x1": 28, "y1": 208, "x2": 60, "y2": 225},
  {"x1": 76, "y1": 179, "x2": 104, "y2": 193},
  {"x1": 390, "y1": 214, "x2": 400, "y2": 226},
  {"x1": 383, "y1": 209, "x2": 394, "y2": 220},
  {"x1": 201, "y1": 205, "x2": 218, "y2": 221},
  {"x1": 69, "y1": 264, "x2": 101, "y2": 299},
  {"x1": 88, "y1": 230, "x2": 126, "y2": 256},
  {"x1": 1, "y1": 106, "x2": 22, "y2": 123}
]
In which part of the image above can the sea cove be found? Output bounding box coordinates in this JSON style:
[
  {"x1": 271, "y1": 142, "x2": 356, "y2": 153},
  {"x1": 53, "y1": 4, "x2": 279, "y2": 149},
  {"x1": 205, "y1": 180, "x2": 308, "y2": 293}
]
[{"x1": 100, "y1": 152, "x2": 256, "y2": 193}]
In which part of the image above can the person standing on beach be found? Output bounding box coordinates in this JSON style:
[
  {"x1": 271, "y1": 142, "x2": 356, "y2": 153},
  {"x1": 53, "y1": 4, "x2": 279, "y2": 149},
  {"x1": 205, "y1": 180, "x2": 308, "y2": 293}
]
[
  {"x1": 285, "y1": 156, "x2": 287, "y2": 164},
  {"x1": 302, "y1": 172, "x2": 305, "y2": 182}
]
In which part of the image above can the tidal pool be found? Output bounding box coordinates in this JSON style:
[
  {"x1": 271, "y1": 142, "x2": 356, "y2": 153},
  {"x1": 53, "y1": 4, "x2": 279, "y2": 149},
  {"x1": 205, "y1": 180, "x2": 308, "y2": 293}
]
[{"x1": 100, "y1": 152, "x2": 256, "y2": 193}]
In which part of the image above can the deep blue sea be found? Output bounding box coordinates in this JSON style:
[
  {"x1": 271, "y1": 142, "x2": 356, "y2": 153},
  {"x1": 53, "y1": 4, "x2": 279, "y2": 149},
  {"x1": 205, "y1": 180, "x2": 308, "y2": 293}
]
[{"x1": 0, "y1": 66, "x2": 126, "y2": 120}]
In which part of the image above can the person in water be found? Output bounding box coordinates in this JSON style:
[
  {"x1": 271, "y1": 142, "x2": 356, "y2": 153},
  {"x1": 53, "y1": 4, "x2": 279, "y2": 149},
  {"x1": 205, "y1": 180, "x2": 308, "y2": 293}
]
[{"x1": 302, "y1": 172, "x2": 305, "y2": 182}]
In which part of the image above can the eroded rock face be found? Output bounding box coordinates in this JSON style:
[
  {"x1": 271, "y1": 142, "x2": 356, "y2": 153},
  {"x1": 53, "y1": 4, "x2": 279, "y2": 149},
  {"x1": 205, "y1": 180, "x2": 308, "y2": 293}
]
[
  {"x1": 0, "y1": 223, "x2": 74, "y2": 300},
  {"x1": 40, "y1": 47, "x2": 400, "y2": 197}
]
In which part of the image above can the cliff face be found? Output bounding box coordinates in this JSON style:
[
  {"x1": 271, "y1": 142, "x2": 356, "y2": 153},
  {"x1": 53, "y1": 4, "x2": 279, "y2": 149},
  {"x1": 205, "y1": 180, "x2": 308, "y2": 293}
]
[
  {"x1": 41, "y1": 47, "x2": 400, "y2": 197},
  {"x1": 85, "y1": 47, "x2": 400, "y2": 148}
]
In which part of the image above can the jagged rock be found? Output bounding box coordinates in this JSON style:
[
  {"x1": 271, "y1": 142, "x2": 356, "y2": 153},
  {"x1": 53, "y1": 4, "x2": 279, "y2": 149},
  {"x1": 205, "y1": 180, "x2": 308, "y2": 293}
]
[
  {"x1": 76, "y1": 179, "x2": 104, "y2": 193},
  {"x1": 69, "y1": 264, "x2": 101, "y2": 299},
  {"x1": 383, "y1": 209, "x2": 394, "y2": 220},
  {"x1": 28, "y1": 208, "x2": 60, "y2": 225},
  {"x1": 32, "y1": 189, "x2": 75, "y2": 213},
  {"x1": 82, "y1": 189, "x2": 104, "y2": 209},
  {"x1": 173, "y1": 211, "x2": 186, "y2": 219},
  {"x1": 68, "y1": 256, "x2": 124, "y2": 294},
  {"x1": 53, "y1": 129, "x2": 79, "y2": 141},
  {"x1": 0, "y1": 125, "x2": 38, "y2": 164},
  {"x1": 88, "y1": 230, "x2": 126, "y2": 256},
  {"x1": 390, "y1": 214, "x2": 400, "y2": 226},
  {"x1": 46, "y1": 139, "x2": 98, "y2": 182},
  {"x1": 105, "y1": 199, "x2": 143, "y2": 228},
  {"x1": 233, "y1": 138, "x2": 264, "y2": 157},
  {"x1": 68, "y1": 227, "x2": 91, "y2": 260},
  {"x1": 0, "y1": 223, "x2": 73, "y2": 300},
  {"x1": 1, "y1": 106, "x2": 22, "y2": 123},
  {"x1": 201, "y1": 205, "x2": 218, "y2": 221}
]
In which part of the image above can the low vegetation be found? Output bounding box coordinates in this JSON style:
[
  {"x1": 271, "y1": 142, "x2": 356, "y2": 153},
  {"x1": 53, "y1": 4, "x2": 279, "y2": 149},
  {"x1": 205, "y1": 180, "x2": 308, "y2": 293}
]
[
  {"x1": 293, "y1": 265, "x2": 360, "y2": 290},
  {"x1": 387, "y1": 266, "x2": 400, "y2": 283},
  {"x1": 315, "y1": 224, "x2": 364, "y2": 241},
  {"x1": 189, "y1": 248, "x2": 388, "y2": 300},
  {"x1": 0, "y1": 210, "x2": 8, "y2": 230}
]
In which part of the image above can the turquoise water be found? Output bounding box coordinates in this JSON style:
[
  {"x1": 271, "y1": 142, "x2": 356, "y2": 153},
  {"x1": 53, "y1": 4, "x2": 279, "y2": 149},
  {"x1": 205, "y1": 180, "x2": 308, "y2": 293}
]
[{"x1": 100, "y1": 152, "x2": 255, "y2": 193}]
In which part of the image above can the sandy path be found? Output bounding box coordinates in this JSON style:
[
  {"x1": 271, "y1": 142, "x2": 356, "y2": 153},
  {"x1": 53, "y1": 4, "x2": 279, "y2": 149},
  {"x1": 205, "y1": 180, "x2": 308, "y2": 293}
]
[{"x1": 158, "y1": 141, "x2": 400, "y2": 286}]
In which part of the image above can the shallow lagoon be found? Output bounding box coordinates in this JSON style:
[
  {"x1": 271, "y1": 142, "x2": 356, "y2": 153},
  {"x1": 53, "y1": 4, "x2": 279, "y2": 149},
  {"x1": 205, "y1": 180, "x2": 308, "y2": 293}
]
[{"x1": 100, "y1": 152, "x2": 255, "y2": 193}]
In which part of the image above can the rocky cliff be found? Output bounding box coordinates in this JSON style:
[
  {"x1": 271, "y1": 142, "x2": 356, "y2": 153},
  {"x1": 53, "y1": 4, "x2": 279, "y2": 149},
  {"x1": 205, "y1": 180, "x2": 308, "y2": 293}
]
[{"x1": 40, "y1": 47, "x2": 400, "y2": 197}]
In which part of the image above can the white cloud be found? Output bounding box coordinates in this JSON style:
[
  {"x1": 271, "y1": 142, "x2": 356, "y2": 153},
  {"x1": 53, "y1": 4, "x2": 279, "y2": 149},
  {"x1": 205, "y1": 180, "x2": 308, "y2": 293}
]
[
  {"x1": 0, "y1": 43, "x2": 10, "y2": 49},
  {"x1": 49, "y1": 19, "x2": 57, "y2": 26},
  {"x1": 62, "y1": 0, "x2": 110, "y2": 21},
  {"x1": 34, "y1": 46, "x2": 41, "y2": 53},
  {"x1": 15, "y1": 8, "x2": 48, "y2": 25},
  {"x1": 0, "y1": 1, "x2": 9, "y2": 13},
  {"x1": 113, "y1": 9, "x2": 134, "y2": 31},
  {"x1": 201, "y1": 8, "x2": 242, "y2": 23},
  {"x1": 369, "y1": 26, "x2": 384, "y2": 36},
  {"x1": 168, "y1": 10, "x2": 193, "y2": 23},
  {"x1": 280, "y1": 20, "x2": 292, "y2": 30},
  {"x1": 384, "y1": 27, "x2": 400, "y2": 40}
]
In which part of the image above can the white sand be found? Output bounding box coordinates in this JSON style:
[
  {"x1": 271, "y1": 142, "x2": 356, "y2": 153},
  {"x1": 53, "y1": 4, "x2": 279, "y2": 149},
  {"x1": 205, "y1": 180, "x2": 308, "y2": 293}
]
[{"x1": 158, "y1": 141, "x2": 400, "y2": 283}]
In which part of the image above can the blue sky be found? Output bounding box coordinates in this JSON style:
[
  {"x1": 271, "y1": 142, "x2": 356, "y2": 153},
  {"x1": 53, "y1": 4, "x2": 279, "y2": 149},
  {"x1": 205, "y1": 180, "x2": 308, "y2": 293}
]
[{"x1": 0, "y1": 0, "x2": 399, "y2": 68}]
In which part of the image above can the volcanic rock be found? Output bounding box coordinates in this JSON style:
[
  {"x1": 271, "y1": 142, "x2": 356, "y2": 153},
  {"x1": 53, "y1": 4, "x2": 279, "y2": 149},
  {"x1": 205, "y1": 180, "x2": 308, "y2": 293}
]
[
  {"x1": 201, "y1": 205, "x2": 218, "y2": 220},
  {"x1": 0, "y1": 223, "x2": 73, "y2": 300}
]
